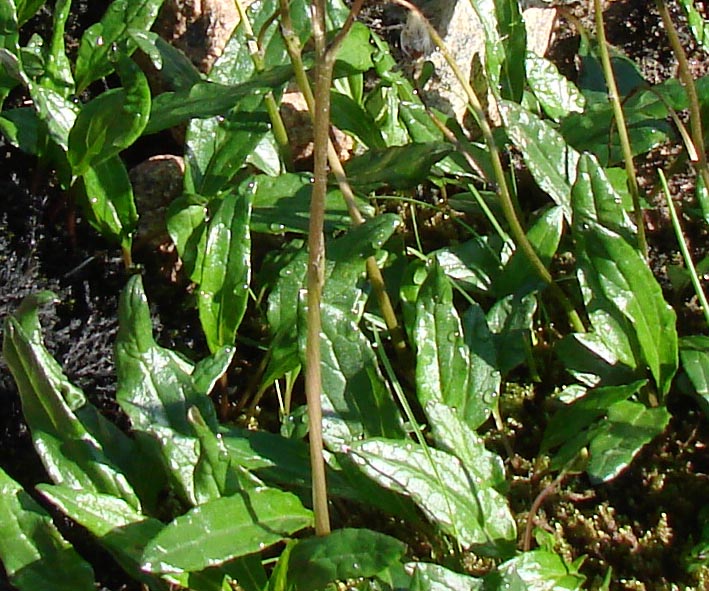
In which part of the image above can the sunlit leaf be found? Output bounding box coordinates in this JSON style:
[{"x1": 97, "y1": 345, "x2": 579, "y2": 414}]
[
  {"x1": 288, "y1": 528, "x2": 406, "y2": 591},
  {"x1": 680, "y1": 335, "x2": 709, "y2": 415},
  {"x1": 526, "y1": 52, "x2": 584, "y2": 121},
  {"x1": 142, "y1": 488, "x2": 312, "y2": 574},
  {"x1": 0, "y1": 469, "x2": 95, "y2": 591}
]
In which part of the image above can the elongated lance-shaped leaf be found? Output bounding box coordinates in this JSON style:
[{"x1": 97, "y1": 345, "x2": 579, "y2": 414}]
[
  {"x1": 141, "y1": 487, "x2": 313, "y2": 574},
  {"x1": 197, "y1": 190, "x2": 252, "y2": 353},
  {"x1": 526, "y1": 53, "x2": 585, "y2": 121},
  {"x1": 680, "y1": 336, "x2": 709, "y2": 415},
  {"x1": 288, "y1": 528, "x2": 406, "y2": 591},
  {"x1": 37, "y1": 485, "x2": 166, "y2": 589},
  {"x1": 69, "y1": 53, "x2": 151, "y2": 177},
  {"x1": 408, "y1": 562, "x2": 484, "y2": 591},
  {"x1": 2, "y1": 293, "x2": 141, "y2": 509},
  {"x1": 0, "y1": 1, "x2": 20, "y2": 107},
  {"x1": 0, "y1": 468, "x2": 95, "y2": 591},
  {"x1": 75, "y1": 0, "x2": 166, "y2": 93},
  {"x1": 575, "y1": 220, "x2": 678, "y2": 396},
  {"x1": 115, "y1": 275, "x2": 234, "y2": 505},
  {"x1": 415, "y1": 262, "x2": 498, "y2": 429},
  {"x1": 80, "y1": 155, "x2": 137, "y2": 251},
  {"x1": 346, "y1": 438, "x2": 516, "y2": 557},
  {"x1": 499, "y1": 99, "x2": 580, "y2": 220},
  {"x1": 301, "y1": 301, "x2": 405, "y2": 448},
  {"x1": 40, "y1": 0, "x2": 73, "y2": 96}
]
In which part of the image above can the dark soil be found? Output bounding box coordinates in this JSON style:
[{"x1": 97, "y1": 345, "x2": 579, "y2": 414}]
[{"x1": 2, "y1": 1, "x2": 709, "y2": 591}]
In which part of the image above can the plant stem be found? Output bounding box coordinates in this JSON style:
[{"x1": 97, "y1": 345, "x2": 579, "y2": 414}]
[
  {"x1": 280, "y1": 0, "x2": 409, "y2": 358},
  {"x1": 393, "y1": 0, "x2": 585, "y2": 334},
  {"x1": 655, "y1": 0, "x2": 709, "y2": 200},
  {"x1": 659, "y1": 169, "x2": 709, "y2": 328},
  {"x1": 592, "y1": 0, "x2": 648, "y2": 258},
  {"x1": 234, "y1": 0, "x2": 293, "y2": 168}
]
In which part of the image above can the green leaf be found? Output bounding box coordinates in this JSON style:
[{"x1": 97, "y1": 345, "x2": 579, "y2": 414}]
[
  {"x1": 495, "y1": 206, "x2": 564, "y2": 297},
  {"x1": 680, "y1": 336, "x2": 709, "y2": 414},
  {"x1": 40, "y1": 0, "x2": 73, "y2": 96},
  {"x1": 576, "y1": 221, "x2": 678, "y2": 396},
  {"x1": 415, "y1": 263, "x2": 498, "y2": 429},
  {"x1": 500, "y1": 100, "x2": 580, "y2": 219},
  {"x1": 587, "y1": 400, "x2": 670, "y2": 483},
  {"x1": 36, "y1": 485, "x2": 165, "y2": 588},
  {"x1": 166, "y1": 193, "x2": 209, "y2": 280},
  {"x1": 185, "y1": 97, "x2": 270, "y2": 197},
  {"x1": 344, "y1": 142, "x2": 453, "y2": 190},
  {"x1": 2, "y1": 294, "x2": 141, "y2": 508},
  {"x1": 489, "y1": 548, "x2": 586, "y2": 590},
  {"x1": 526, "y1": 53, "x2": 585, "y2": 121},
  {"x1": 331, "y1": 90, "x2": 386, "y2": 149},
  {"x1": 242, "y1": 173, "x2": 370, "y2": 234},
  {"x1": 0, "y1": 0, "x2": 20, "y2": 107},
  {"x1": 79, "y1": 156, "x2": 138, "y2": 250},
  {"x1": 309, "y1": 303, "x2": 405, "y2": 447},
  {"x1": 28, "y1": 84, "x2": 78, "y2": 150},
  {"x1": 288, "y1": 528, "x2": 406, "y2": 591},
  {"x1": 145, "y1": 67, "x2": 294, "y2": 134},
  {"x1": 408, "y1": 562, "x2": 484, "y2": 591},
  {"x1": 75, "y1": 0, "x2": 166, "y2": 93},
  {"x1": 196, "y1": 191, "x2": 252, "y2": 353},
  {"x1": 677, "y1": 0, "x2": 709, "y2": 52},
  {"x1": 487, "y1": 293, "x2": 537, "y2": 375},
  {"x1": 128, "y1": 29, "x2": 202, "y2": 91},
  {"x1": 0, "y1": 468, "x2": 95, "y2": 591},
  {"x1": 15, "y1": 0, "x2": 45, "y2": 26},
  {"x1": 68, "y1": 54, "x2": 151, "y2": 177},
  {"x1": 116, "y1": 275, "x2": 234, "y2": 504},
  {"x1": 346, "y1": 438, "x2": 516, "y2": 557},
  {"x1": 141, "y1": 488, "x2": 312, "y2": 574},
  {"x1": 433, "y1": 235, "x2": 509, "y2": 295}
]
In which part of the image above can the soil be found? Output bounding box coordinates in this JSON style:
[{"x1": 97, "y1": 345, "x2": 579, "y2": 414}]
[{"x1": 2, "y1": 1, "x2": 709, "y2": 591}]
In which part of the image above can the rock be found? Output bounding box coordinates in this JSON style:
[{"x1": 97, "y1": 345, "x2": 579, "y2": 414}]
[{"x1": 401, "y1": 0, "x2": 559, "y2": 124}]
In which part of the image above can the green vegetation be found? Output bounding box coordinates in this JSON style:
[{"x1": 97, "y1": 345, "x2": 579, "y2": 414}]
[{"x1": 1, "y1": 0, "x2": 709, "y2": 589}]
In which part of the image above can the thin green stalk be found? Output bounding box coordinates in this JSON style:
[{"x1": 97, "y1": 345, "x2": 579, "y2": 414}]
[
  {"x1": 233, "y1": 0, "x2": 293, "y2": 168},
  {"x1": 658, "y1": 169, "x2": 709, "y2": 328},
  {"x1": 655, "y1": 0, "x2": 709, "y2": 203},
  {"x1": 592, "y1": 0, "x2": 648, "y2": 258},
  {"x1": 392, "y1": 0, "x2": 585, "y2": 334}
]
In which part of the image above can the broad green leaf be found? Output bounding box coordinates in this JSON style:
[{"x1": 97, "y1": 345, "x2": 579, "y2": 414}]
[
  {"x1": 680, "y1": 336, "x2": 709, "y2": 414},
  {"x1": 542, "y1": 381, "x2": 646, "y2": 453},
  {"x1": 145, "y1": 67, "x2": 295, "y2": 134},
  {"x1": 500, "y1": 100, "x2": 580, "y2": 219},
  {"x1": 0, "y1": 468, "x2": 95, "y2": 591},
  {"x1": 2, "y1": 294, "x2": 141, "y2": 508},
  {"x1": 487, "y1": 293, "x2": 537, "y2": 375},
  {"x1": 696, "y1": 171, "x2": 709, "y2": 225},
  {"x1": 185, "y1": 96, "x2": 270, "y2": 197},
  {"x1": 346, "y1": 438, "x2": 516, "y2": 557},
  {"x1": 526, "y1": 52, "x2": 584, "y2": 121},
  {"x1": 142, "y1": 488, "x2": 312, "y2": 574},
  {"x1": 344, "y1": 142, "x2": 452, "y2": 190},
  {"x1": 469, "y1": 0, "x2": 526, "y2": 102},
  {"x1": 166, "y1": 193, "x2": 209, "y2": 280},
  {"x1": 37, "y1": 485, "x2": 165, "y2": 588},
  {"x1": 242, "y1": 173, "x2": 369, "y2": 234},
  {"x1": 128, "y1": 29, "x2": 202, "y2": 91},
  {"x1": 415, "y1": 263, "x2": 497, "y2": 429},
  {"x1": 288, "y1": 528, "x2": 406, "y2": 591},
  {"x1": 0, "y1": 1, "x2": 21, "y2": 106},
  {"x1": 197, "y1": 190, "x2": 252, "y2": 353},
  {"x1": 331, "y1": 90, "x2": 386, "y2": 149},
  {"x1": 79, "y1": 155, "x2": 137, "y2": 250},
  {"x1": 307, "y1": 302, "x2": 405, "y2": 448},
  {"x1": 495, "y1": 206, "x2": 564, "y2": 297},
  {"x1": 28, "y1": 84, "x2": 78, "y2": 150},
  {"x1": 116, "y1": 275, "x2": 234, "y2": 504},
  {"x1": 68, "y1": 54, "x2": 151, "y2": 177},
  {"x1": 75, "y1": 0, "x2": 166, "y2": 92},
  {"x1": 433, "y1": 235, "x2": 509, "y2": 295},
  {"x1": 39, "y1": 0, "x2": 73, "y2": 96},
  {"x1": 571, "y1": 153, "x2": 636, "y2": 240},
  {"x1": 15, "y1": 0, "x2": 45, "y2": 25},
  {"x1": 408, "y1": 562, "x2": 484, "y2": 591},
  {"x1": 488, "y1": 548, "x2": 586, "y2": 590},
  {"x1": 334, "y1": 22, "x2": 375, "y2": 74},
  {"x1": 588, "y1": 400, "x2": 670, "y2": 483},
  {"x1": 576, "y1": 221, "x2": 678, "y2": 396},
  {"x1": 425, "y1": 402, "x2": 506, "y2": 490}
]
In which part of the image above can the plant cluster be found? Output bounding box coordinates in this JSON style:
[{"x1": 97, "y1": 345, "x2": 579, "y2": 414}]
[{"x1": 1, "y1": 0, "x2": 709, "y2": 589}]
